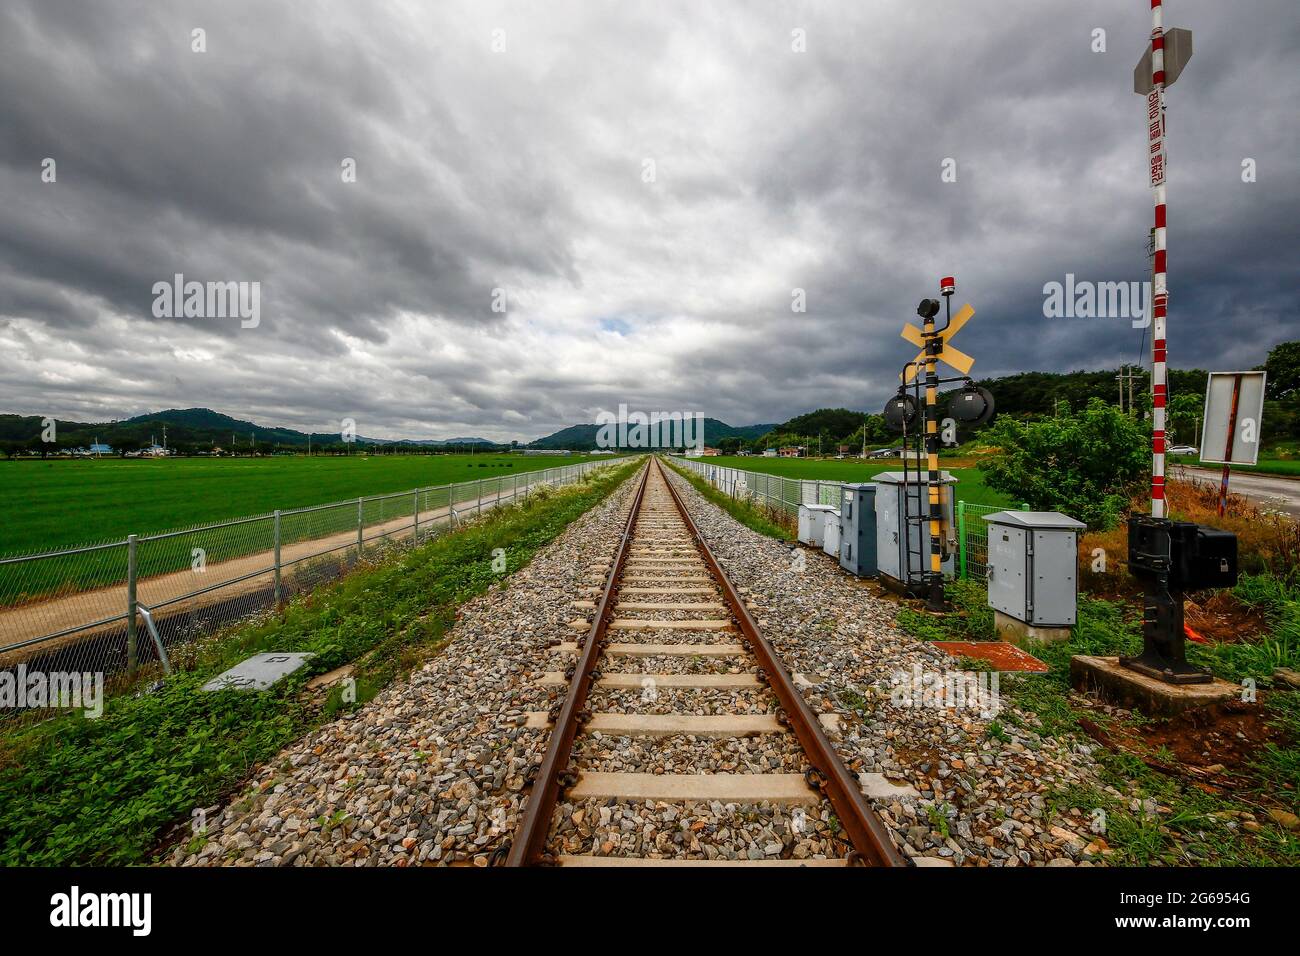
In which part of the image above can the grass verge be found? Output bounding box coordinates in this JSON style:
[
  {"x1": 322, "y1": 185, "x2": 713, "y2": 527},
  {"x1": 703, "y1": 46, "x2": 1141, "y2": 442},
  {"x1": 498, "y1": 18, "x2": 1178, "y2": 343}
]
[
  {"x1": 897, "y1": 577, "x2": 1300, "y2": 865},
  {"x1": 0, "y1": 459, "x2": 640, "y2": 866}
]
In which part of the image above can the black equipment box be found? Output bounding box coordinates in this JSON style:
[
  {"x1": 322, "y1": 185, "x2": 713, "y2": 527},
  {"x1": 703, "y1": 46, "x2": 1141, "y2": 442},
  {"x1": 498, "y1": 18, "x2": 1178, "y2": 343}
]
[{"x1": 1128, "y1": 517, "x2": 1238, "y2": 591}]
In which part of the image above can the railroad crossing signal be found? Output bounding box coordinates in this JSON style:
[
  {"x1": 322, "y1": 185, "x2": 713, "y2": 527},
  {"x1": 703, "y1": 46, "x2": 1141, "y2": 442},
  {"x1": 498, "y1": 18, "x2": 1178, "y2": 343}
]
[
  {"x1": 883, "y1": 277, "x2": 988, "y2": 614},
  {"x1": 899, "y1": 302, "x2": 976, "y2": 383}
]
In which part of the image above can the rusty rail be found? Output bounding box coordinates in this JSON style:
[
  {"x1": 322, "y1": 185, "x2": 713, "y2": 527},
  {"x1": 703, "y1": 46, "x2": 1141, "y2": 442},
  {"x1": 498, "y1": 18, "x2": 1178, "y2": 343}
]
[
  {"x1": 659, "y1": 458, "x2": 907, "y2": 867},
  {"x1": 505, "y1": 456, "x2": 905, "y2": 867},
  {"x1": 504, "y1": 459, "x2": 651, "y2": 865}
]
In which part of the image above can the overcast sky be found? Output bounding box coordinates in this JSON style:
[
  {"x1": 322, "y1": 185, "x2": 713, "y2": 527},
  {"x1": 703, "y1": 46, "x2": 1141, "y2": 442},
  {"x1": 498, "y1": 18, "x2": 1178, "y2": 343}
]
[{"x1": 1, "y1": 0, "x2": 1296, "y2": 442}]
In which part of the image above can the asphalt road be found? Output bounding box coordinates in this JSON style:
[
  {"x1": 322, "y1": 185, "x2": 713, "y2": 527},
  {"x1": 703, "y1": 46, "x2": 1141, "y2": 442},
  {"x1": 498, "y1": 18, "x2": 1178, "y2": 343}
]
[{"x1": 1176, "y1": 465, "x2": 1300, "y2": 519}]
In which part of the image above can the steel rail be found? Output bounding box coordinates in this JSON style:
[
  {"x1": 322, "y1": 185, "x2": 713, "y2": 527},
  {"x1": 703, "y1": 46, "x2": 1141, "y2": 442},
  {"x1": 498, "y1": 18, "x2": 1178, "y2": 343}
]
[
  {"x1": 504, "y1": 459, "x2": 652, "y2": 866},
  {"x1": 658, "y1": 457, "x2": 908, "y2": 867},
  {"x1": 505, "y1": 456, "x2": 905, "y2": 867}
]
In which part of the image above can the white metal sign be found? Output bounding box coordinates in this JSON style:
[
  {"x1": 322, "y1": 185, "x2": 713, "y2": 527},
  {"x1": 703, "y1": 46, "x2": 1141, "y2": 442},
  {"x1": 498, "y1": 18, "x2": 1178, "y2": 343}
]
[{"x1": 1199, "y1": 371, "x2": 1267, "y2": 466}]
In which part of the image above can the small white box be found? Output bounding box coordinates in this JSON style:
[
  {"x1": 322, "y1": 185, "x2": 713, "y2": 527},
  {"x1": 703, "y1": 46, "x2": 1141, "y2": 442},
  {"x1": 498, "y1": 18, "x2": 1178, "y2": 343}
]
[{"x1": 797, "y1": 504, "x2": 836, "y2": 548}]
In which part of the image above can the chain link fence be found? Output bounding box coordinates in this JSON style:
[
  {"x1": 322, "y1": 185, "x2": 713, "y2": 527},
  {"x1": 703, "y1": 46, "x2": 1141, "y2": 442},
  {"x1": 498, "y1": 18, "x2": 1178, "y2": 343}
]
[
  {"x1": 1, "y1": 457, "x2": 623, "y2": 720},
  {"x1": 670, "y1": 456, "x2": 843, "y2": 518},
  {"x1": 672, "y1": 456, "x2": 1026, "y2": 583}
]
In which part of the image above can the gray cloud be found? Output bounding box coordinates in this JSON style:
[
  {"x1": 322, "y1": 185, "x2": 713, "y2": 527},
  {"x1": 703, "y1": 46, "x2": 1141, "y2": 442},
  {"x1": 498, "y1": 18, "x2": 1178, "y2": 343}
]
[{"x1": 1, "y1": 0, "x2": 1297, "y2": 441}]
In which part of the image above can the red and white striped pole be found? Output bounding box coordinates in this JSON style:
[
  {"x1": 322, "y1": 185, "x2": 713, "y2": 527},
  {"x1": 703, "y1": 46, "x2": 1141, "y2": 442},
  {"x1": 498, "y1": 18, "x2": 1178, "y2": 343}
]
[{"x1": 1148, "y1": 0, "x2": 1169, "y2": 518}]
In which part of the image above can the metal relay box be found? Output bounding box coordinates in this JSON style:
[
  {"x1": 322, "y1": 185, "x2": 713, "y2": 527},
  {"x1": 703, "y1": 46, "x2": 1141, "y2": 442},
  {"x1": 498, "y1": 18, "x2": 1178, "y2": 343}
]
[
  {"x1": 983, "y1": 511, "x2": 1085, "y2": 626},
  {"x1": 873, "y1": 472, "x2": 956, "y2": 586},
  {"x1": 797, "y1": 504, "x2": 836, "y2": 549},
  {"x1": 838, "y1": 483, "x2": 878, "y2": 577},
  {"x1": 822, "y1": 508, "x2": 841, "y2": 558}
]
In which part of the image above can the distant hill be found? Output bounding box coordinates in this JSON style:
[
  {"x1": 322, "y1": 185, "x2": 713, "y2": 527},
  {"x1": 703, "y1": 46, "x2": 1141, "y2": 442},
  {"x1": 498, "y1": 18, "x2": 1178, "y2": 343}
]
[
  {"x1": 530, "y1": 418, "x2": 777, "y2": 450},
  {"x1": 0, "y1": 407, "x2": 500, "y2": 454}
]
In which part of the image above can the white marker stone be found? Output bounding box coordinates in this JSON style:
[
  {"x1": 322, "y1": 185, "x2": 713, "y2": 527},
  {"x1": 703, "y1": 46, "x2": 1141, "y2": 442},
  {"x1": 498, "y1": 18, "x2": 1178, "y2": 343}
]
[{"x1": 201, "y1": 652, "x2": 315, "y2": 692}]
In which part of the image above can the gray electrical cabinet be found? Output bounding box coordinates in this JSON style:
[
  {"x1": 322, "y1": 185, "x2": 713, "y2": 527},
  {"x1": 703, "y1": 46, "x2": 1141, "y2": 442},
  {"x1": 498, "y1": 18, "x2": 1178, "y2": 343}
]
[
  {"x1": 982, "y1": 511, "x2": 1086, "y2": 626},
  {"x1": 838, "y1": 483, "x2": 878, "y2": 576},
  {"x1": 873, "y1": 472, "x2": 957, "y2": 587}
]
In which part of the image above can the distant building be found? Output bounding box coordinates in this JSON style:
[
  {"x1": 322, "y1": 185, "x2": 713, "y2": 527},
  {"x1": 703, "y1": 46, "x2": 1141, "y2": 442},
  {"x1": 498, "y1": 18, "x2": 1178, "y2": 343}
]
[
  {"x1": 778, "y1": 446, "x2": 804, "y2": 458},
  {"x1": 699, "y1": 447, "x2": 721, "y2": 457},
  {"x1": 524, "y1": 448, "x2": 572, "y2": 456},
  {"x1": 761, "y1": 449, "x2": 778, "y2": 457},
  {"x1": 89, "y1": 443, "x2": 113, "y2": 455}
]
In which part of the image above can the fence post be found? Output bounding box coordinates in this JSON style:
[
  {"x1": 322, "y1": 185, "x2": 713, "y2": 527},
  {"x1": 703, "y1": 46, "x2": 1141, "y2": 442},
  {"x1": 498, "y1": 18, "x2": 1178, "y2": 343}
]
[
  {"x1": 357, "y1": 497, "x2": 364, "y2": 556},
  {"x1": 413, "y1": 489, "x2": 420, "y2": 540},
  {"x1": 956, "y1": 501, "x2": 967, "y2": 580},
  {"x1": 126, "y1": 534, "x2": 138, "y2": 673},
  {"x1": 478, "y1": 479, "x2": 483, "y2": 516},
  {"x1": 274, "y1": 510, "x2": 282, "y2": 605}
]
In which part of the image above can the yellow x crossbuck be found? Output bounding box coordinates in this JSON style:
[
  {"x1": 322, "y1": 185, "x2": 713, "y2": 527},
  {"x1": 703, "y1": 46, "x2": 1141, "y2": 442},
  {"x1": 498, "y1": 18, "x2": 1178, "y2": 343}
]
[{"x1": 899, "y1": 303, "x2": 976, "y2": 383}]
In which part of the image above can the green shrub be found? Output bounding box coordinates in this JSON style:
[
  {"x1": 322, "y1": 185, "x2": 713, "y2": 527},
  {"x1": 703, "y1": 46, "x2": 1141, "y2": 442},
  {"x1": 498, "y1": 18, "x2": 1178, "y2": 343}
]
[{"x1": 978, "y1": 399, "x2": 1149, "y2": 529}]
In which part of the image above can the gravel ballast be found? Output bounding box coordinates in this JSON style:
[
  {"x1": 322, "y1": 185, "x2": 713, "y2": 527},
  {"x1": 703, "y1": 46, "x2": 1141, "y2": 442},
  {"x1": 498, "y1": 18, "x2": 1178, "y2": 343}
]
[
  {"x1": 170, "y1": 474, "x2": 642, "y2": 867},
  {"x1": 661, "y1": 466, "x2": 1111, "y2": 867},
  {"x1": 172, "y1": 461, "x2": 1111, "y2": 867}
]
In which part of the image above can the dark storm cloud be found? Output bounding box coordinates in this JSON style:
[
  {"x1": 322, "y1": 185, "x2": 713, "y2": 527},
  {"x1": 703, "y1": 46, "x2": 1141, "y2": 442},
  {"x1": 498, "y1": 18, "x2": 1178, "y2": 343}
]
[{"x1": 0, "y1": 0, "x2": 1296, "y2": 441}]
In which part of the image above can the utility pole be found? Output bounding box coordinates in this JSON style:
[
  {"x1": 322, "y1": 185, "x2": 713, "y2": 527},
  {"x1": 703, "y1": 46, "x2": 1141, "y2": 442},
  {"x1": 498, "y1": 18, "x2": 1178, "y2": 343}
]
[
  {"x1": 1131, "y1": 8, "x2": 1193, "y2": 517},
  {"x1": 1121, "y1": 6, "x2": 1208, "y2": 684}
]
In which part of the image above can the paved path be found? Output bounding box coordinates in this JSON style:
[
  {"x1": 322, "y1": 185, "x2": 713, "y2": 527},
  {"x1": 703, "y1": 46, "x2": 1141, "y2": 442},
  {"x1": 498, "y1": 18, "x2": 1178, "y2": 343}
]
[
  {"x1": 1176, "y1": 465, "x2": 1300, "y2": 519},
  {"x1": 0, "y1": 487, "x2": 527, "y2": 666}
]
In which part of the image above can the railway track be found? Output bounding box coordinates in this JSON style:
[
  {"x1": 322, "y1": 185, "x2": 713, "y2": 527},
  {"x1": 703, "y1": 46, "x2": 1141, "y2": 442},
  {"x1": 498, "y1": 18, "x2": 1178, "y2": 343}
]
[{"x1": 505, "y1": 456, "x2": 905, "y2": 867}]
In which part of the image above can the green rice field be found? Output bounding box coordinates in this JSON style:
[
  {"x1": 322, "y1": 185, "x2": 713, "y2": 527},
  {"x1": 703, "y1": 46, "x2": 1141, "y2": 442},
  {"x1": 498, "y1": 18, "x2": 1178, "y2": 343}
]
[{"x1": 0, "y1": 453, "x2": 617, "y2": 555}]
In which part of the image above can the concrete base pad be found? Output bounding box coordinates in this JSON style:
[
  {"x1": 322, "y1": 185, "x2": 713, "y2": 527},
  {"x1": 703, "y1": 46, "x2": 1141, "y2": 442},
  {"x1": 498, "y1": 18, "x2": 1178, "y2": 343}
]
[
  {"x1": 994, "y1": 610, "x2": 1071, "y2": 646},
  {"x1": 1070, "y1": 655, "x2": 1240, "y2": 717}
]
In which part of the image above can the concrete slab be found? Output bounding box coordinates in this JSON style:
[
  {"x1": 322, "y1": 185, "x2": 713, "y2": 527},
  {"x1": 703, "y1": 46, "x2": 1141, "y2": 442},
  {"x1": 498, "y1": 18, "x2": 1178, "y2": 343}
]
[
  {"x1": 606, "y1": 642, "x2": 745, "y2": 657},
  {"x1": 201, "y1": 652, "x2": 315, "y2": 692},
  {"x1": 570, "y1": 772, "x2": 819, "y2": 805},
  {"x1": 538, "y1": 672, "x2": 761, "y2": 689},
  {"x1": 584, "y1": 713, "x2": 785, "y2": 737},
  {"x1": 622, "y1": 575, "x2": 713, "y2": 583},
  {"x1": 994, "y1": 610, "x2": 1072, "y2": 646},
  {"x1": 620, "y1": 587, "x2": 715, "y2": 595},
  {"x1": 1070, "y1": 655, "x2": 1241, "y2": 717},
  {"x1": 614, "y1": 603, "x2": 728, "y2": 612},
  {"x1": 611, "y1": 618, "x2": 733, "y2": 630}
]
